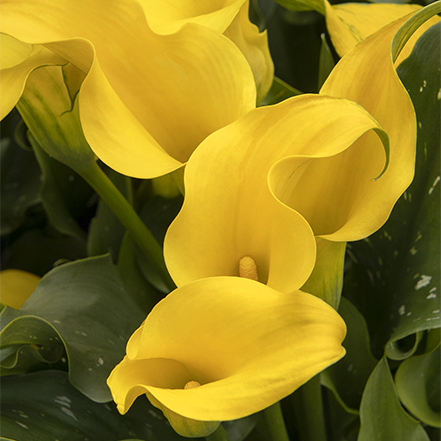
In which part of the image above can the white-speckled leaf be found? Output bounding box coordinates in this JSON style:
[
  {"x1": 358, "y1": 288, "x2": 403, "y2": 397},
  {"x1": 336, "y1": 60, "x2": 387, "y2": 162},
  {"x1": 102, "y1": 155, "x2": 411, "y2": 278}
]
[
  {"x1": 0, "y1": 370, "x2": 185, "y2": 441},
  {"x1": 0, "y1": 255, "x2": 145, "y2": 402}
]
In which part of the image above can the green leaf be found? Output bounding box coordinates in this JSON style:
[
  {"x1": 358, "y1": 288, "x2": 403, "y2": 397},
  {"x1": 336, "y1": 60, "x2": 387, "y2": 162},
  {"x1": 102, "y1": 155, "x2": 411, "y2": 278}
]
[
  {"x1": 321, "y1": 297, "x2": 378, "y2": 414},
  {"x1": 0, "y1": 131, "x2": 41, "y2": 235},
  {"x1": 117, "y1": 233, "x2": 163, "y2": 314},
  {"x1": 0, "y1": 344, "x2": 64, "y2": 376},
  {"x1": 343, "y1": 21, "x2": 441, "y2": 356},
  {"x1": 87, "y1": 168, "x2": 130, "y2": 260},
  {"x1": 0, "y1": 370, "x2": 186, "y2": 441},
  {"x1": 395, "y1": 330, "x2": 441, "y2": 428},
  {"x1": 138, "y1": 195, "x2": 183, "y2": 292},
  {"x1": 0, "y1": 255, "x2": 145, "y2": 402},
  {"x1": 317, "y1": 33, "x2": 335, "y2": 90},
  {"x1": 261, "y1": 76, "x2": 302, "y2": 106},
  {"x1": 272, "y1": 0, "x2": 325, "y2": 15},
  {"x1": 30, "y1": 133, "x2": 91, "y2": 241},
  {"x1": 358, "y1": 357, "x2": 430, "y2": 441},
  {"x1": 1, "y1": 228, "x2": 87, "y2": 277},
  {"x1": 392, "y1": 2, "x2": 441, "y2": 63}
]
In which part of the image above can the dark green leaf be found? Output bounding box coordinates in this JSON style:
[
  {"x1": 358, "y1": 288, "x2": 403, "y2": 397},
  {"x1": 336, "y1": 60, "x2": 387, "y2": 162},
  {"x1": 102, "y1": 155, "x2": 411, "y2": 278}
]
[
  {"x1": 0, "y1": 132, "x2": 41, "y2": 235},
  {"x1": 261, "y1": 77, "x2": 302, "y2": 106},
  {"x1": 87, "y1": 168, "x2": 130, "y2": 260},
  {"x1": 358, "y1": 357, "x2": 430, "y2": 441},
  {"x1": 317, "y1": 33, "x2": 335, "y2": 90},
  {"x1": 272, "y1": 0, "x2": 325, "y2": 15},
  {"x1": 0, "y1": 255, "x2": 145, "y2": 402},
  {"x1": 1, "y1": 228, "x2": 86, "y2": 277},
  {"x1": 30, "y1": 133, "x2": 90, "y2": 241},
  {"x1": 117, "y1": 233, "x2": 163, "y2": 314},
  {"x1": 321, "y1": 297, "x2": 378, "y2": 414},
  {"x1": 395, "y1": 330, "x2": 441, "y2": 428},
  {"x1": 0, "y1": 370, "x2": 187, "y2": 441},
  {"x1": 138, "y1": 195, "x2": 183, "y2": 292}
]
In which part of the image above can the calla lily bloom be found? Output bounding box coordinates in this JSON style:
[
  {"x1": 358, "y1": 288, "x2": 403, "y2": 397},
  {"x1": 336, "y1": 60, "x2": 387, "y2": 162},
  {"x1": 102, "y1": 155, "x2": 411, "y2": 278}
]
[
  {"x1": 164, "y1": 11, "x2": 418, "y2": 302},
  {"x1": 0, "y1": 0, "x2": 256, "y2": 178},
  {"x1": 136, "y1": 0, "x2": 273, "y2": 103},
  {"x1": 0, "y1": 270, "x2": 40, "y2": 310},
  {"x1": 107, "y1": 277, "x2": 346, "y2": 437}
]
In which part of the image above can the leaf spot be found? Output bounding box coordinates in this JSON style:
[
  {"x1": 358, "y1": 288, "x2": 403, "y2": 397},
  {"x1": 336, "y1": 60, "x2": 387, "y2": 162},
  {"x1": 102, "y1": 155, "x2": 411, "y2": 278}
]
[
  {"x1": 427, "y1": 293, "x2": 438, "y2": 299},
  {"x1": 437, "y1": 88, "x2": 441, "y2": 100},
  {"x1": 98, "y1": 357, "x2": 104, "y2": 365},
  {"x1": 15, "y1": 421, "x2": 28, "y2": 429},
  {"x1": 61, "y1": 407, "x2": 78, "y2": 421},
  {"x1": 398, "y1": 305, "x2": 406, "y2": 316},
  {"x1": 426, "y1": 317, "x2": 441, "y2": 321},
  {"x1": 433, "y1": 310, "x2": 440, "y2": 314},
  {"x1": 429, "y1": 176, "x2": 440, "y2": 195},
  {"x1": 54, "y1": 396, "x2": 71, "y2": 407},
  {"x1": 409, "y1": 247, "x2": 417, "y2": 255},
  {"x1": 414, "y1": 232, "x2": 422, "y2": 243},
  {"x1": 418, "y1": 121, "x2": 422, "y2": 129},
  {"x1": 415, "y1": 275, "x2": 432, "y2": 290},
  {"x1": 53, "y1": 320, "x2": 61, "y2": 324},
  {"x1": 406, "y1": 312, "x2": 412, "y2": 316}
]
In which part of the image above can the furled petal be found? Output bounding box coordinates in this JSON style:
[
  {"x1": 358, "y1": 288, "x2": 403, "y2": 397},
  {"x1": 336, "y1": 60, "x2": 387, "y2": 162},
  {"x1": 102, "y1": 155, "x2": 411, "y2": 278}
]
[
  {"x1": 0, "y1": 270, "x2": 40, "y2": 309},
  {"x1": 319, "y1": 14, "x2": 417, "y2": 241},
  {"x1": 107, "y1": 277, "x2": 346, "y2": 425},
  {"x1": 0, "y1": 0, "x2": 256, "y2": 178},
  {"x1": 136, "y1": 0, "x2": 246, "y2": 34},
  {"x1": 164, "y1": 94, "x2": 388, "y2": 292},
  {"x1": 223, "y1": 1, "x2": 273, "y2": 103},
  {"x1": 0, "y1": 34, "x2": 65, "y2": 120},
  {"x1": 136, "y1": 0, "x2": 273, "y2": 102}
]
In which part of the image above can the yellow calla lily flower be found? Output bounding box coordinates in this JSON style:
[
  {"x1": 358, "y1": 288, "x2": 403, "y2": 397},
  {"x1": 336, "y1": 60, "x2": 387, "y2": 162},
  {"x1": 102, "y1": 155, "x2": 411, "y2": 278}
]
[
  {"x1": 164, "y1": 94, "x2": 389, "y2": 295},
  {"x1": 0, "y1": 269, "x2": 40, "y2": 310},
  {"x1": 164, "y1": 11, "x2": 418, "y2": 304},
  {"x1": 0, "y1": 0, "x2": 256, "y2": 178},
  {"x1": 107, "y1": 277, "x2": 346, "y2": 437},
  {"x1": 136, "y1": 0, "x2": 273, "y2": 102}
]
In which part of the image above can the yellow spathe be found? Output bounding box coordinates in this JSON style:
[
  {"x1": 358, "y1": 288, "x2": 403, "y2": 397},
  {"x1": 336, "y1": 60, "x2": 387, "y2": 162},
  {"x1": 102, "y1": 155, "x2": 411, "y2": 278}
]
[
  {"x1": 107, "y1": 277, "x2": 346, "y2": 436},
  {"x1": 0, "y1": 0, "x2": 256, "y2": 178},
  {"x1": 0, "y1": 269, "x2": 40, "y2": 309},
  {"x1": 136, "y1": 0, "x2": 273, "y2": 101},
  {"x1": 164, "y1": 95, "x2": 389, "y2": 293}
]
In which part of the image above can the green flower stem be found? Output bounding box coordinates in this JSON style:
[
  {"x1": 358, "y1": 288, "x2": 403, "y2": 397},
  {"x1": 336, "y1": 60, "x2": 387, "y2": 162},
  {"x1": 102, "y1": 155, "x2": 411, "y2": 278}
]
[
  {"x1": 80, "y1": 161, "x2": 175, "y2": 291},
  {"x1": 291, "y1": 375, "x2": 327, "y2": 441},
  {"x1": 261, "y1": 402, "x2": 290, "y2": 441},
  {"x1": 205, "y1": 425, "x2": 231, "y2": 441}
]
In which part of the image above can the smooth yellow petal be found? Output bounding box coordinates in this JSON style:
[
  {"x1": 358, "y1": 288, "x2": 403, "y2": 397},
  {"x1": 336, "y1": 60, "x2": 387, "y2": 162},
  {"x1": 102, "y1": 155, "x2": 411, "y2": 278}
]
[
  {"x1": 0, "y1": 35, "x2": 65, "y2": 120},
  {"x1": 224, "y1": 0, "x2": 274, "y2": 103},
  {"x1": 136, "y1": 0, "x2": 272, "y2": 102},
  {"x1": 0, "y1": 269, "x2": 40, "y2": 309},
  {"x1": 107, "y1": 277, "x2": 346, "y2": 421},
  {"x1": 320, "y1": 14, "x2": 416, "y2": 241},
  {"x1": 136, "y1": 0, "x2": 245, "y2": 34},
  {"x1": 164, "y1": 94, "x2": 387, "y2": 292},
  {"x1": 1, "y1": 0, "x2": 256, "y2": 178}
]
